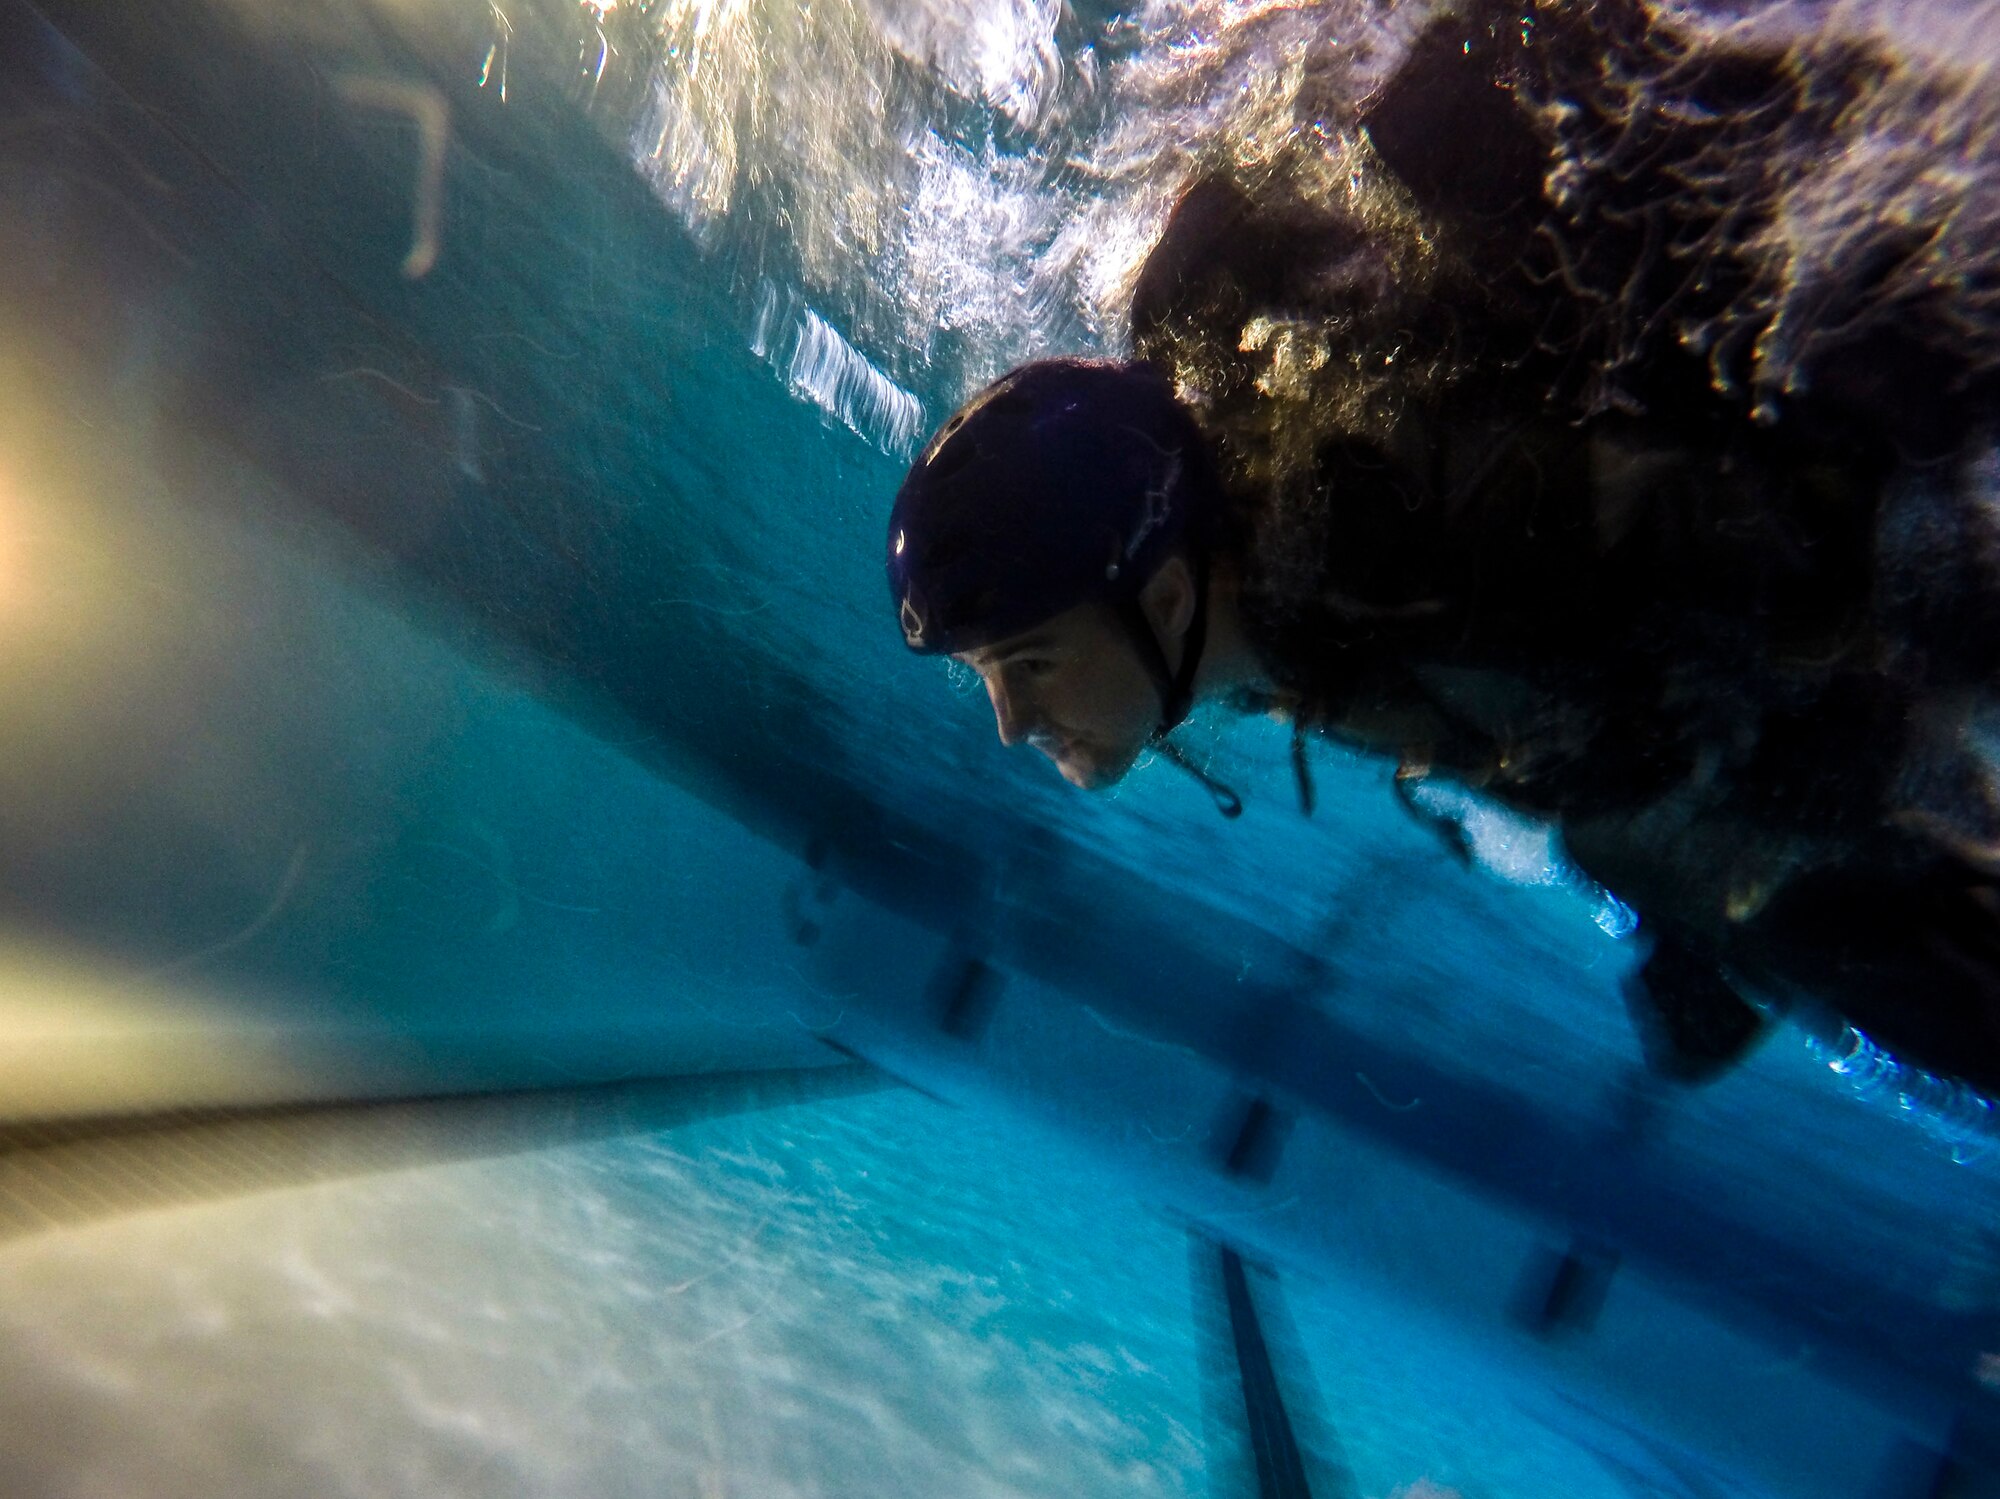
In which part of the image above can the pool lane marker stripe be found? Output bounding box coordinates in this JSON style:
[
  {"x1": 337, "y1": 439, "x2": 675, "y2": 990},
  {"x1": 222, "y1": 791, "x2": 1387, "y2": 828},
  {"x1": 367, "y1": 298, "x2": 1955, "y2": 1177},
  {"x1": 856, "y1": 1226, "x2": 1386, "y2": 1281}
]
[{"x1": 1219, "y1": 1243, "x2": 1318, "y2": 1498}]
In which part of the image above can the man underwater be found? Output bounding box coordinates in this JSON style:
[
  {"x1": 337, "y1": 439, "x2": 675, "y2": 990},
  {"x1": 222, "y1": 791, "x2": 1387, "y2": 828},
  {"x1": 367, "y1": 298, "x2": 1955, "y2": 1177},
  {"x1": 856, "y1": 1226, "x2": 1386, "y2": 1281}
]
[{"x1": 885, "y1": 0, "x2": 2000, "y2": 1095}]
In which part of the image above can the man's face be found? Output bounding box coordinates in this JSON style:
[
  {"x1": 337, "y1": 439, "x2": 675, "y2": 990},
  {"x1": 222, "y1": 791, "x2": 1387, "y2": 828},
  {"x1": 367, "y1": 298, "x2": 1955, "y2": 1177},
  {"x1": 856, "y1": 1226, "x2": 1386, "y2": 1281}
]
[{"x1": 955, "y1": 602, "x2": 1160, "y2": 790}]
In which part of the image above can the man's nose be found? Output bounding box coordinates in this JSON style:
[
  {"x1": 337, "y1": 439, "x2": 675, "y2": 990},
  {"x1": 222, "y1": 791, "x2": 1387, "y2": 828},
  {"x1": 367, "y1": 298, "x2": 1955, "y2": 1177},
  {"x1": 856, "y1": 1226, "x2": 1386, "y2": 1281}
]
[{"x1": 985, "y1": 675, "x2": 1031, "y2": 747}]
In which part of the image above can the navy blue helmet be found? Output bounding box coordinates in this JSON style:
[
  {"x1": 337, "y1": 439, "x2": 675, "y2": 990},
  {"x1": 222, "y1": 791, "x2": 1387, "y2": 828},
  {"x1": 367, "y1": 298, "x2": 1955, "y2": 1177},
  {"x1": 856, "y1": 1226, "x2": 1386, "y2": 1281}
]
[{"x1": 887, "y1": 359, "x2": 1224, "y2": 659}]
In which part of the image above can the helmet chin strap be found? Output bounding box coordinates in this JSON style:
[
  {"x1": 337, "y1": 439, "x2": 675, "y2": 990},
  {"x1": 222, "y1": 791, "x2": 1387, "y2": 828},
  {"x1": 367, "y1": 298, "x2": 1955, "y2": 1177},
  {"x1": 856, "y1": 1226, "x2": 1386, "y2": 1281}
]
[
  {"x1": 1114, "y1": 553, "x2": 1242, "y2": 817},
  {"x1": 1113, "y1": 552, "x2": 1210, "y2": 736}
]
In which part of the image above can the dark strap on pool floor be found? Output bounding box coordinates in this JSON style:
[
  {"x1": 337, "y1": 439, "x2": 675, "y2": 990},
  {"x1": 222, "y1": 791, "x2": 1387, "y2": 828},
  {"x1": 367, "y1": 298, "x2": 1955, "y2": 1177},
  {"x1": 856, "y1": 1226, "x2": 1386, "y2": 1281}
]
[{"x1": 0, "y1": 1063, "x2": 885, "y2": 1241}]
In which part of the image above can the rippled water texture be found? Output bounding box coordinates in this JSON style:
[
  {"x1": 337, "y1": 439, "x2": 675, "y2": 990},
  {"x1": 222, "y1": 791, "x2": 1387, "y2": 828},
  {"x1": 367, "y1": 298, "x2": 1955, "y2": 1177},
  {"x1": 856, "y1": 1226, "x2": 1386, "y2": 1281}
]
[
  {"x1": 0, "y1": 1092, "x2": 1647, "y2": 1499},
  {"x1": 563, "y1": 0, "x2": 2000, "y2": 456}
]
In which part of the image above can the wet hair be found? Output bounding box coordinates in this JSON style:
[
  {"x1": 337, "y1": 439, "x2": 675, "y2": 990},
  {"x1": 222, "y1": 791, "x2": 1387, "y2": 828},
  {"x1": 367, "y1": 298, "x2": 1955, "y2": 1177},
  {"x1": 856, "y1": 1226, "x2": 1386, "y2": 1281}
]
[
  {"x1": 1128, "y1": 157, "x2": 1490, "y2": 670},
  {"x1": 1128, "y1": 0, "x2": 1999, "y2": 656}
]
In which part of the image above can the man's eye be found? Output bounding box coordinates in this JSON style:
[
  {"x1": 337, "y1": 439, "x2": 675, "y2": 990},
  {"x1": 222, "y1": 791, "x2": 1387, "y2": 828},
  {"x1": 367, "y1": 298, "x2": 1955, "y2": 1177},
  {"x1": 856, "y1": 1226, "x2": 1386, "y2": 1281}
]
[{"x1": 1022, "y1": 658, "x2": 1057, "y2": 678}]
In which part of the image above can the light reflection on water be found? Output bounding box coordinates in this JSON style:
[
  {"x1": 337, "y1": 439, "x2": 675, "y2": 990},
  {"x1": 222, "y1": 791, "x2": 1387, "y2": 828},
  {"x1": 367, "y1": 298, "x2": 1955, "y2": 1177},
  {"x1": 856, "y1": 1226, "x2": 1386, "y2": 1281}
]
[
  {"x1": 588, "y1": 0, "x2": 2000, "y2": 436},
  {"x1": 0, "y1": 1094, "x2": 1207, "y2": 1498},
  {"x1": 0, "y1": 1089, "x2": 1667, "y2": 1499}
]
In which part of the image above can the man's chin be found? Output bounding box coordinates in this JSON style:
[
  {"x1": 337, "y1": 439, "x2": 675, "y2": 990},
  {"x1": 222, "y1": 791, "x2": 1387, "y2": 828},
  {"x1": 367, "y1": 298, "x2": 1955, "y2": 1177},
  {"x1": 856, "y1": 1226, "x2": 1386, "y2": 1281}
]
[{"x1": 1056, "y1": 747, "x2": 1137, "y2": 791}]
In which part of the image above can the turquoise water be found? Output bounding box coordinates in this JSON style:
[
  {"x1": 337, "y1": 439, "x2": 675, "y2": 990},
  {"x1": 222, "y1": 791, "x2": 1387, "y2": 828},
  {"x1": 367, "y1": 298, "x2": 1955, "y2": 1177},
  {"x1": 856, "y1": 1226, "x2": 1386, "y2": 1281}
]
[
  {"x1": 0, "y1": 1092, "x2": 1682, "y2": 1499},
  {"x1": 0, "y1": 1096, "x2": 1214, "y2": 1498},
  {"x1": 1, "y1": 0, "x2": 1998, "y2": 1494}
]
